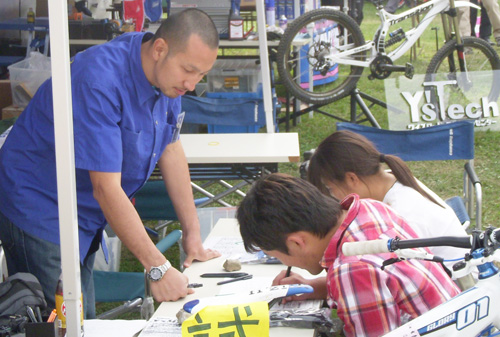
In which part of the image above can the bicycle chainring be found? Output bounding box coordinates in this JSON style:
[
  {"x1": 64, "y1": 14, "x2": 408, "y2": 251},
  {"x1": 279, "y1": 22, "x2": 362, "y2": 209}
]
[{"x1": 370, "y1": 55, "x2": 393, "y2": 80}]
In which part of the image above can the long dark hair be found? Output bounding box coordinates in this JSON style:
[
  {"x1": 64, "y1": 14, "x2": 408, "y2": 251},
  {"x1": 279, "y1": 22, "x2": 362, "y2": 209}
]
[{"x1": 307, "y1": 130, "x2": 442, "y2": 206}]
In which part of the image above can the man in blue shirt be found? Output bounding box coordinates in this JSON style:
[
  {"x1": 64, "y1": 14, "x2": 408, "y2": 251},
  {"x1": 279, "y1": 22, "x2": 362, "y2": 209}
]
[{"x1": 0, "y1": 9, "x2": 220, "y2": 318}]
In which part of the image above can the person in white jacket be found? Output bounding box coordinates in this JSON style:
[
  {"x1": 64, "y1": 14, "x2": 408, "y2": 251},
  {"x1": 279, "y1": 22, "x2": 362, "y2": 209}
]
[{"x1": 306, "y1": 129, "x2": 468, "y2": 260}]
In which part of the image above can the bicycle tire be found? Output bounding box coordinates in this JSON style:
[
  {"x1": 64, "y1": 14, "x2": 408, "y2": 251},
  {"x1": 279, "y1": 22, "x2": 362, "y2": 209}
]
[
  {"x1": 277, "y1": 8, "x2": 366, "y2": 105},
  {"x1": 424, "y1": 37, "x2": 500, "y2": 122}
]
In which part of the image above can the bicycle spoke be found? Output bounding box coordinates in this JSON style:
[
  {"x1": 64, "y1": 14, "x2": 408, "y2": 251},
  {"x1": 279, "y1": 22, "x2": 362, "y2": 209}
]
[
  {"x1": 277, "y1": 8, "x2": 366, "y2": 105},
  {"x1": 425, "y1": 37, "x2": 500, "y2": 119}
]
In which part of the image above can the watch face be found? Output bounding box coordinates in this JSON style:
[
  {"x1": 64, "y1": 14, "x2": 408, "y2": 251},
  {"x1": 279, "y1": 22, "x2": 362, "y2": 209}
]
[{"x1": 149, "y1": 267, "x2": 162, "y2": 281}]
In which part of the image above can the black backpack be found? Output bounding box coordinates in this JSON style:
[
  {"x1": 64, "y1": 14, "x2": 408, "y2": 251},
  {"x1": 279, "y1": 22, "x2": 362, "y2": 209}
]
[
  {"x1": 0, "y1": 273, "x2": 47, "y2": 335},
  {"x1": 0, "y1": 272, "x2": 47, "y2": 316}
]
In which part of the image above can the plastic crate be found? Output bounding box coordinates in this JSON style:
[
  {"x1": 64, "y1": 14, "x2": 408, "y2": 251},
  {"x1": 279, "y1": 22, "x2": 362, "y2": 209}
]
[
  {"x1": 8, "y1": 52, "x2": 51, "y2": 108},
  {"x1": 207, "y1": 59, "x2": 261, "y2": 93}
]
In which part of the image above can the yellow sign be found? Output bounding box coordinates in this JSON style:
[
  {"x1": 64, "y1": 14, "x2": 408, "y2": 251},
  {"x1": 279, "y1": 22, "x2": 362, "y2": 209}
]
[{"x1": 182, "y1": 301, "x2": 269, "y2": 337}]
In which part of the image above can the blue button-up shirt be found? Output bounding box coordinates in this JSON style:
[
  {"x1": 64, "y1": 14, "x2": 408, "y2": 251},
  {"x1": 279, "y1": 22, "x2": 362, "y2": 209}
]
[{"x1": 0, "y1": 32, "x2": 181, "y2": 261}]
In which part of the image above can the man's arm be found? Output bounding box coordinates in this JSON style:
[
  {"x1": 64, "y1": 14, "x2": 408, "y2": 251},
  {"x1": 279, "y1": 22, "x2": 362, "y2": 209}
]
[
  {"x1": 89, "y1": 170, "x2": 193, "y2": 301},
  {"x1": 157, "y1": 140, "x2": 220, "y2": 268}
]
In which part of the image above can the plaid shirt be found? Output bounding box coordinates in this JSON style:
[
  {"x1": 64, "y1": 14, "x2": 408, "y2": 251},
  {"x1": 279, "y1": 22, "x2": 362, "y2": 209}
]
[{"x1": 321, "y1": 194, "x2": 460, "y2": 337}]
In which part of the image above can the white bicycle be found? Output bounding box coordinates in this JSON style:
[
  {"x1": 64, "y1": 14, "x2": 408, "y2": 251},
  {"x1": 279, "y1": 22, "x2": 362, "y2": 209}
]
[
  {"x1": 342, "y1": 226, "x2": 500, "y2": 336},
  {"x1": 277, "y1": 0, "x2": 500, "y2": 106}
]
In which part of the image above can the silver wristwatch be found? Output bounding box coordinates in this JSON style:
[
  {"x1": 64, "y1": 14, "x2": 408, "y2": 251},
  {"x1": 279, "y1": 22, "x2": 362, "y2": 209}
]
[{"x1": 148, "y1": 260, "x2": 172, "y2": 281}]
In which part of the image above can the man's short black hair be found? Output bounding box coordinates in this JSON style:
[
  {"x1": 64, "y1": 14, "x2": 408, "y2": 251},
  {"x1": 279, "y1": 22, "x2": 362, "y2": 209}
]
[
  {"x1": 237, "y1": 173, "x2": 341, "y2": 254},
  {"x1": 153, "y1": 8, "x2": 219, "y2": 54}
]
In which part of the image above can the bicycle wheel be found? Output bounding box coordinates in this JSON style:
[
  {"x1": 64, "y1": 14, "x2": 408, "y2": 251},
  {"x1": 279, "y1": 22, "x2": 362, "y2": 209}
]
[
  {"x1": 425, "y1": 37, "x2": 500, "y2": 122},
  {"x1": 277, "y1": 8, "x2": 366, "y2": 106}
]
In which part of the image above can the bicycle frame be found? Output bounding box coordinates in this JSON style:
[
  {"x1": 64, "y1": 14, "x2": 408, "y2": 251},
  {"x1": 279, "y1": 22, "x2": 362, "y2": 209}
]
[
  {"x1": 328, "y1": 0, "x2": 479, "y2": 68},
  {"x1": 342, "y1": 230, "x2": 500, "y2": 336},
  {"x1": 385, "y1": 254, "x2": 500, "y2": 336}
]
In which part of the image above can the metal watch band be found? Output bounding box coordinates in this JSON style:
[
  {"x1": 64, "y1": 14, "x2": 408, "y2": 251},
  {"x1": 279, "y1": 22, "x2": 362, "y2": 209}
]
[
  {"x1": 148, "y1": 260, "x2": 172, "y2": 281},
  {"x1": 158, "y1": 260, "x2": 172, "y2": 274}
]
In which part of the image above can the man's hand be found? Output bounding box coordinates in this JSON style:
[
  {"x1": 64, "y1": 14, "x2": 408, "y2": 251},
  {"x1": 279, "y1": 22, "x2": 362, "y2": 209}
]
[
  {"x1": 150, "y1": 267, "x2": 195, "y2": 302},
  {"x1": 182, "y1": 231, "x2": 220, "y2": 268},
  {"x1": 272, "y1": 270, "x2": 327, "y2": 304}
]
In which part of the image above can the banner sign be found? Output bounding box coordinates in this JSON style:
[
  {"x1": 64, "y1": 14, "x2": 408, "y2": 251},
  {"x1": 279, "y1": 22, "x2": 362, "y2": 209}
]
[
  {"x1": 385, "y1": 72, "x2": 500, "y2": 131},
  {"x1": 182, "y1": 302, "x2": 269, "y2": 337}
]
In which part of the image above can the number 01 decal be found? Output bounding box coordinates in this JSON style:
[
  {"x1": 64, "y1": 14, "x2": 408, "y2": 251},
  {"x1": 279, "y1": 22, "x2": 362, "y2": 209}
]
[{"x1": 457, "y1": 296, "x2": 489, "y2": 330}]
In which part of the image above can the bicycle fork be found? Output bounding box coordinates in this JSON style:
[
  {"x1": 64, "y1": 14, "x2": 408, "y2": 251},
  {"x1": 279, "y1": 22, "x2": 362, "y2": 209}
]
[{"x1": 441, "y1": 0, "x2": 470, "y2": 82}]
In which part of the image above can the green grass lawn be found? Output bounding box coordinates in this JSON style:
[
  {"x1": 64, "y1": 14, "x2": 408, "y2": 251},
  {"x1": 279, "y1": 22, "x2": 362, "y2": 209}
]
[{"x1": 96, "y1": 2, "x2": 500, "y2": 318}]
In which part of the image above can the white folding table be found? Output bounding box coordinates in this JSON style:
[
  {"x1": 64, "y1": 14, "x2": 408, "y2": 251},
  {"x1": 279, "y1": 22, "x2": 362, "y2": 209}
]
[
  {"x1": 152, "y1": 218, "x2": 320, "y2": 337},
  {"x1": 181, "y1": 132, "x2": 300, "y2": 208}
]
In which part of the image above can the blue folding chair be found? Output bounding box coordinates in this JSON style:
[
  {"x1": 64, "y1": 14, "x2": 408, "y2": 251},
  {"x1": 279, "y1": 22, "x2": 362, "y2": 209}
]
[
  {"x1": 94, "y1": 180, "x2": 208, "y2": 319},
  {"x1": 181, "y1": 94, "x2": 277, "y2": 134},
  {"x1": 133, "y1": 180, "x2": 209, "y2": 238},
  {"x1": 336, "y1": 121, "x2": 482, "y2": 230},
  {"x1": 93, "y1": 229, "x2": 181, "y2": 319}
]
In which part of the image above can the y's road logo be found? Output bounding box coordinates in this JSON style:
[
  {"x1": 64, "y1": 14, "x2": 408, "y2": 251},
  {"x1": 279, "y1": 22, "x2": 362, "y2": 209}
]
[{"x1": 396, "y1": 80, "x2": 499, "y2": 130}]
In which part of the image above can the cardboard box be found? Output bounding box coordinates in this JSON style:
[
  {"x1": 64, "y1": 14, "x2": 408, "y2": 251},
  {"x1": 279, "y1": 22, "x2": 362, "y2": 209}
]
[
  {"x1": 36, "y1": 0, "x2": 49, "y2": 17},
  {"x1": 1, "y1": 105, "x2": 24, "y2": 120},
  {"x1": 0, "y1": 80, "x2": 12, "y2": 113},
  {"x1": 240, "y1": 0, "x2": 256, "y2": 9}
]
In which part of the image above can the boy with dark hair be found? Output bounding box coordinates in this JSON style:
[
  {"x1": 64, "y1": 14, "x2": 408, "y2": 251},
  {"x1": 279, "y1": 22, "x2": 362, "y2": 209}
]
[{"x1": 237, "y1": 173, "x2": 460, "y2": 337}]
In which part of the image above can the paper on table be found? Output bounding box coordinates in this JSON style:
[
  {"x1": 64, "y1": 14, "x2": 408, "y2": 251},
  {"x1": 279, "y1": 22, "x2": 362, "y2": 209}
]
[
  {"x1": 202, "y1": 235, "x2": 259, "y2": 262},
  {"x1": 138, "y1": 317, "x2": 181, "y2": 337},
  {"x1": 270, "y1": 299, "x2": 324, "y2": 311},
  {"x1": 218, "y1": 276, "x2": 273, "y2": 295},
  {"x1": 84, "y1": 319, "x2": 146, "y2": 337}
]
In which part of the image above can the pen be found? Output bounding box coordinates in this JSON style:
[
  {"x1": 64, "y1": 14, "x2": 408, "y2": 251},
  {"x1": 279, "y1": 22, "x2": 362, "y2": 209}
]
[
  {"x1": 200, "y1": 272, "x2": 249, "y2": 278},
  {"x1": 35, "y1": 306, "x2": 43, "y2": 323},
  {"x1": 26, "y1": 306, "x2": 37, "y2": 323},
  {"x1": 217, "y1": 274, "x2": 253, "y2": 285},
  {"x1": 188, "y1": 283, "x2": 203, "y2": 288},
  {"x1": 285, "y1": 266, "x2": 292, "y2": 278}
]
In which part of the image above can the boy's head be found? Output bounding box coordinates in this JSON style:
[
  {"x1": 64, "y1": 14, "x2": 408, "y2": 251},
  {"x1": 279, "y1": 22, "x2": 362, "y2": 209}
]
[{"x1": 237, "y1": 173, "x2": 342, "y2": 274}]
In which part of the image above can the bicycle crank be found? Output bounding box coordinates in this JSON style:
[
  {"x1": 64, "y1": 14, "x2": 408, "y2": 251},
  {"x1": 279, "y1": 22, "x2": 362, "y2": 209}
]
[{"x1": 369, "y1": 55, "x2": 414, "y2": 80}]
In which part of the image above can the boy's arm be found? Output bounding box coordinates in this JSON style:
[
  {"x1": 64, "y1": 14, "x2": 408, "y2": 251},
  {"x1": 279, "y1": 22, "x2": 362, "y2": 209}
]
[{"x1": 329, "y1": 262, "x2": 400, "y2": 337}]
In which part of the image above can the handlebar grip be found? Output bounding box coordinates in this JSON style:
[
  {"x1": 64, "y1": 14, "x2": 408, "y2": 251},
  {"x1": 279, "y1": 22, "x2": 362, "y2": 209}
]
[
  {"x1": 342, "y1": 239, "x2": 390, "y2": 256},
  {"x1": 491, "y1": 228, "x2": 500, "y2": 245}
]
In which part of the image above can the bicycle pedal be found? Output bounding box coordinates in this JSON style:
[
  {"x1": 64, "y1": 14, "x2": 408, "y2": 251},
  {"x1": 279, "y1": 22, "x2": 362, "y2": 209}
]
[{"x1": 404, "y1": 63, "x2": 414, "y2": 79}]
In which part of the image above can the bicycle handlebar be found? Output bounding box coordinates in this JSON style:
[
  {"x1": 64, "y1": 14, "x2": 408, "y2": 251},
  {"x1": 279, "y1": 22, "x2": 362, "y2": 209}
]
[
  {"x1": 342, "y1": 236, "x2": 473, "y2": 256},
  {"x1": 491, "y1": 228, "x2": 500, "y2": 245},
  {"x1": 342, "y1": 228, "x2": 500, "y2": 257},
  {"x1": 342, "y1": 239, "x2": 390, "y2": 256}
]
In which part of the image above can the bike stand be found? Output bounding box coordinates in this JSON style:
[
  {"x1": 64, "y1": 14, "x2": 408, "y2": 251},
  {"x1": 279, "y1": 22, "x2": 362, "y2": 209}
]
[
  {"x1": 349, "y1": 88, "x2": 382, "y2": 128},
  {"x1": 278, "y1": 86, "x2": 382, "y2": 131}
]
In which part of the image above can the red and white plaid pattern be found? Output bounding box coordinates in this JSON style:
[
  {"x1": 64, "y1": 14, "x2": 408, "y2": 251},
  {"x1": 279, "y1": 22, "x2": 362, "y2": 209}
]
[{"x1": 321, "y1": 194, "x2": 460, "y2": 337}]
